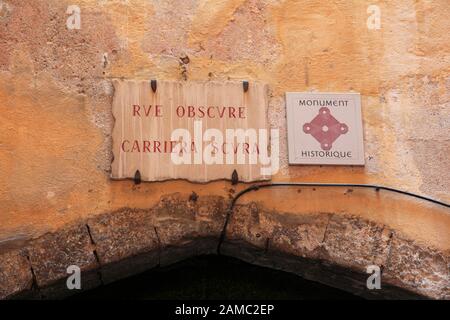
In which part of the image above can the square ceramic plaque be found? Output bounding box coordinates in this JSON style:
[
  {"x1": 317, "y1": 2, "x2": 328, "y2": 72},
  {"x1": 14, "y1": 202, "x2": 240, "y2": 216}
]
[{"x1": 286, "y1": 92, "x2": 365, "y2": 165}]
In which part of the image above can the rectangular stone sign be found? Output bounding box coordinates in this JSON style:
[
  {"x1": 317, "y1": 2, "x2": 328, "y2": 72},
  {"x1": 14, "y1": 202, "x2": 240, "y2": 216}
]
[
  {"x1": 111, "y1": 80, "x2": 272, "y2": 182},
  {"x1": 286, "y1": 92, "x2": 365, "y2": 165}
]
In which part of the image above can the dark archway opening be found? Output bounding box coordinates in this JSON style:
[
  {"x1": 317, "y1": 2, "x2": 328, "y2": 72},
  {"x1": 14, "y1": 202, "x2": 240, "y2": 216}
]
[{"x1": 70, "y1": 255, "x2": 361, "y2": 300}]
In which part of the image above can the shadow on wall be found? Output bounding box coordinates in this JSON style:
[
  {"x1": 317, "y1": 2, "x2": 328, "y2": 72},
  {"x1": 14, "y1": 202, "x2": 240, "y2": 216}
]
[{"x1": 69, "y1": 255, "x2": 362, "y2": 300}]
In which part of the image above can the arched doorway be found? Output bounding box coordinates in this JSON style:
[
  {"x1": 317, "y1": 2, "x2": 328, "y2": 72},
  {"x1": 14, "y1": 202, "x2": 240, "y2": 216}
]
[{"x1": 70, "y1": 255, "x2": 361, "y2": 300}]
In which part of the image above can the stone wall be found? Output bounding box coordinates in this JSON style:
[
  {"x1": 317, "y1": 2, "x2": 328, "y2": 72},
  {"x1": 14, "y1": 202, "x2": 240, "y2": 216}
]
[
  {"x1": 0, "y1": 191, "x2": 448, "y2": 299},
  {"x1": 0, "y1": 0, "x2": 449, "y2": 299}
]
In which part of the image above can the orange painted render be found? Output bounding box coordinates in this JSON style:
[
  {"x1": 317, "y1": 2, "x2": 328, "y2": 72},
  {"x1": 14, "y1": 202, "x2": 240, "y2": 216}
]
[{"x1": 0, "y1": 0, "x2": 448, "y2": 256}]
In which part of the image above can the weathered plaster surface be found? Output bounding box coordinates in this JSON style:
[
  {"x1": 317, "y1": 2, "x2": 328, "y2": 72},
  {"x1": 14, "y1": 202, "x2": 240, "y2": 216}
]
[
  {"x1": 0, "y1": 192, "x2": 447, "y2": 299},
  {"x1": 0, "y1": 0, "x2": 448, "y2": 298}
]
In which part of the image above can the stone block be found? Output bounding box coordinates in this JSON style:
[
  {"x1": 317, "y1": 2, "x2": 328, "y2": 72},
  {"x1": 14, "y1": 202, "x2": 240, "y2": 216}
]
[
  {"x1": 0, "y1": 248, "x2": 33, "y2": 299},
  {"x1": 87, "y1": 208, "x2": 159, "y2": 283},
  {"x1": 26, "y1": 224, "x2": 99, "y2": 299},
  {"x1": 384, "y1": 235, "x2": 449, "y2": 299}
]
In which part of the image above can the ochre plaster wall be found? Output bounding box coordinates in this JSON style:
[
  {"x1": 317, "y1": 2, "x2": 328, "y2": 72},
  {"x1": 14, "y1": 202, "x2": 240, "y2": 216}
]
[{"x1": 0, "y1": 0, "x2": 449, "y2": 253}]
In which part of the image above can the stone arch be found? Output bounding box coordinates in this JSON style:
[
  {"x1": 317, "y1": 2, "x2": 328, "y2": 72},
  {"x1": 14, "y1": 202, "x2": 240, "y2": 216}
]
[{"x1": 0, "y1": 186, "x2": 448, "y2": 299}]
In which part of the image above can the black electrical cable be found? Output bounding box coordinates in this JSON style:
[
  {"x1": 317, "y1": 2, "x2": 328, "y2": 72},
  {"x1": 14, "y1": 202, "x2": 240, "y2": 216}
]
[{"x1": 217, "y1": 182, "x2": 450, "y2": 254}]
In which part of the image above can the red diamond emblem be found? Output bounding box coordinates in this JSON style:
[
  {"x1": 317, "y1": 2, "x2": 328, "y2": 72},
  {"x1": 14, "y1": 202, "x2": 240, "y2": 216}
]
[{"x1": 303, "y1": 107, "x2": 348, "y2": 150}]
